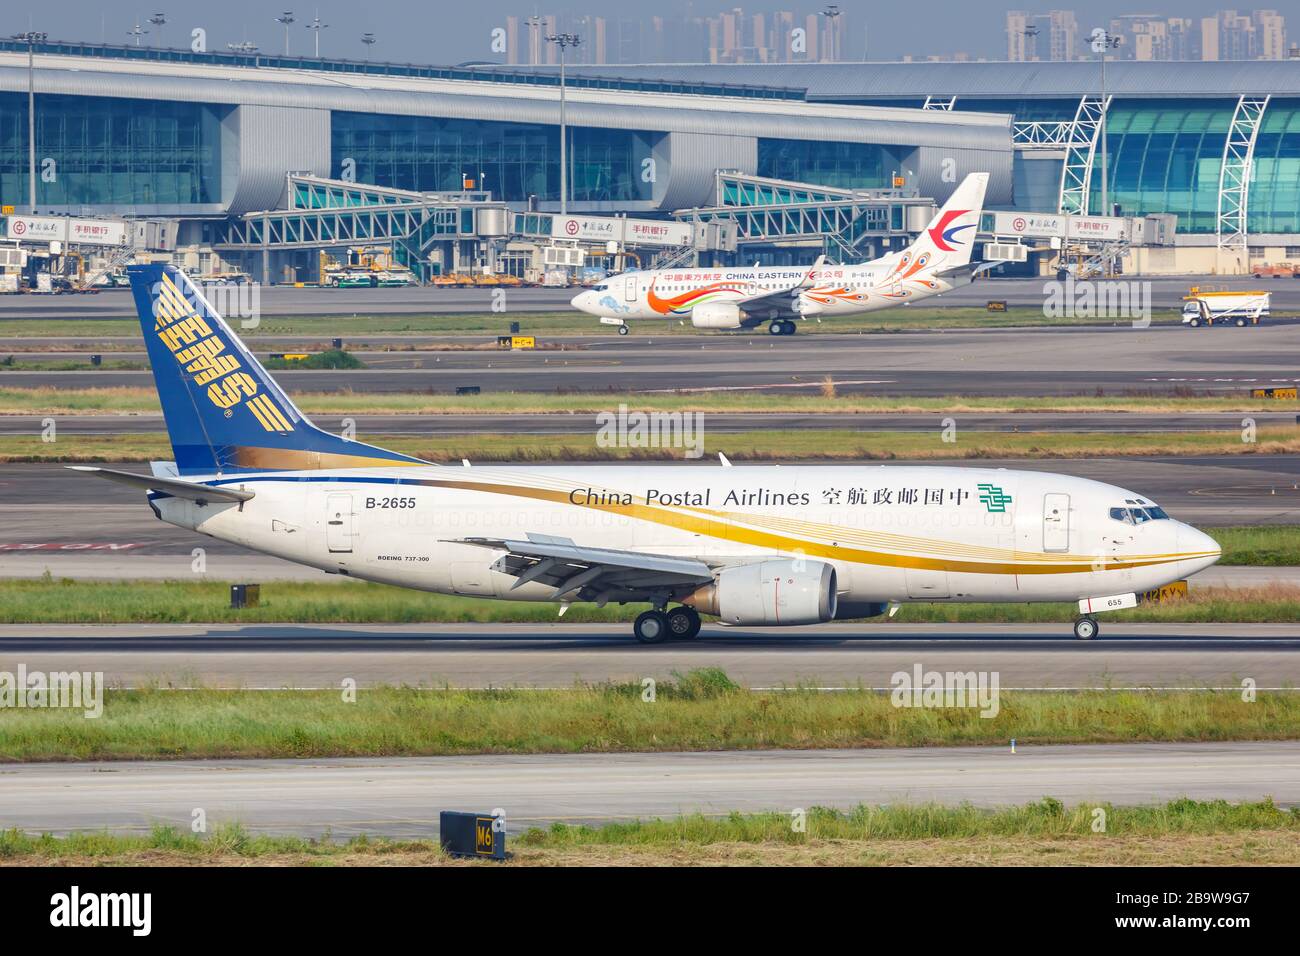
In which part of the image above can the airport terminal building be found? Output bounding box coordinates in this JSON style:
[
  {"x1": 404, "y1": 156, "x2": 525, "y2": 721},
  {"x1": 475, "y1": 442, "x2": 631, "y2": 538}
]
[{"x1": 1, "y1": 40, "x2": 1298, "y2": 278}]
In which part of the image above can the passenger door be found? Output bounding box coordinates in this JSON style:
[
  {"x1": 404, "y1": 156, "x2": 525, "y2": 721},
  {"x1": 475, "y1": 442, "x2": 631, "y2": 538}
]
[
  {"x1": 326, "y1": 493, "x2": 355, "y2": 553},
  {"x1": 624, "y1": 276, "x2": 637, "y2": 303},
  {"x1": 1042, "y1": 493, "x2": 1070, "y2": 553}
]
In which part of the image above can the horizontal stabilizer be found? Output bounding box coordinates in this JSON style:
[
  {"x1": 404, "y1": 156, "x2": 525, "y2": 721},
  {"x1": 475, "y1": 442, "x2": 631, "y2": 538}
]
[{"x1": 66, "y1": 466, "x2": 255, "y2": 503}]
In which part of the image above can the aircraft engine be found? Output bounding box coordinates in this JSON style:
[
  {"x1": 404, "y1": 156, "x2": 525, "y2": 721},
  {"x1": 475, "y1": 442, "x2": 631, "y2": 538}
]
[
  {"x1": 682, "y1": 559, "x2": 838, "y2": 625},
  {"x1": 690, "y1": 301, "x2": 744, "y2": 329}
]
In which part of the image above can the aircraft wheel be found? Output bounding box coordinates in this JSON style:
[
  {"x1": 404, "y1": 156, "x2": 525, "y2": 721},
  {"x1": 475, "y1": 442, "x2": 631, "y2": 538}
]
[
  {"x1": 665, "y1": 606, "x2": 701, "y2": 640},
  {"x1": 617, "y1": 324, "x2": 629, "y2": 336},
  {"x1": 633, "y1": 610, "x2": 671, "y2": 644},
  {"x1": 1073, "y1": 616, "x2": 1099, "y2": 641},
  {"x1": 768, "y1": 321, "x2": 784, "y2": 336},
  {"x1": 781, "y1": 320, "x2": 797, "y2": 335}
]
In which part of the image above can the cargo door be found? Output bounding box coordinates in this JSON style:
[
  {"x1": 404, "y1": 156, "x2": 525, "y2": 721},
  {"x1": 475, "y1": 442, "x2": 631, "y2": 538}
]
[
  {"x1": 905, "y1": 566, "x2": 950, "y2": 600},
  {"x1": 1042, "y1": 493, "x2": 1070, "y2": 553},
  {"x1": 326, "y1": 493, "x2": 356, "y2": 553}
]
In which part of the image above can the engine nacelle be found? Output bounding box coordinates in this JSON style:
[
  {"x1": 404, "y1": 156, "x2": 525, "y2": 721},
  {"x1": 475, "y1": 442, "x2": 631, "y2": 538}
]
[
  {"x1": 690, "y1": 301, "x2": 744, "y2": 329},
  {"x1": 683, "y1": 559, "x2": 838, "y2": 626}
]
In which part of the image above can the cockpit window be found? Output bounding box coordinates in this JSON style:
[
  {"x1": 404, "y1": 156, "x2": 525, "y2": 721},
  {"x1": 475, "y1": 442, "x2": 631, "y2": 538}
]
[
  {"x1": 1110, "y1": 505, "x2": 1170, "y2": 525},
  {"x1": 592, "y1": 284, "x2": 608, "y2": 291}
]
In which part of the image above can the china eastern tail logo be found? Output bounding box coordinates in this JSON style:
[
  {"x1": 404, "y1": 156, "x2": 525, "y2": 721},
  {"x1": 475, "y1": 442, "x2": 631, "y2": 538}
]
[
  {"x1": 928, "y1": 209, "x2": 974, "y2": 252},
  {"x1": 977, "y1": 483, "x2": 1013, "y2": 513}
]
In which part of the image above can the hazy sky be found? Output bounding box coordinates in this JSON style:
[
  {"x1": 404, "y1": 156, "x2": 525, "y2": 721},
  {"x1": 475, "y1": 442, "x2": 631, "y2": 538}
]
[{"x1": 13, "y1": 2, "x2": 1298, "y2": 63}]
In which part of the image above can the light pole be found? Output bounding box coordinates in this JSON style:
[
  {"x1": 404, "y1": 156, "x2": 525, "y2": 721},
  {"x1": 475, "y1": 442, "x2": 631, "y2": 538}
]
[
  {"x1": 361, "y1": 33, "x2": 376, "y2": 59},
  {"x1": 127, "y1": 22, "x2": 148, "y2": 46},
  {"x1": 12, "y1": 31, "x2": 46, "y2": 212},
  {"x1": 148, "y1": 12, "x2": 166, "y2": 49},
  {"x1": 1089, "y1": 28, "x2": 1122, "y2": 218},
  {"x1": 527, "y1": 15, "x2": 542, "y2": 65},
  {"x1": 306, "y1": 14, "x2": 328, "y2": 57},
  {"x1": 276, "y1": 12, "x2": 295, "y2": 56},
  {"x1": 545, "y1": 32, "x2": 580, "y2": 215},
  {"x1": 820, "y1": 5, "x2": 841, "y2": 62}
]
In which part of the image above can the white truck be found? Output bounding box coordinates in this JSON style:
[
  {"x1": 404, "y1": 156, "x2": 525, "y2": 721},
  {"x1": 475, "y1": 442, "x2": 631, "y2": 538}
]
[{"x1": 1181, "y1": 287, "x2": 1270, "y2": 327}]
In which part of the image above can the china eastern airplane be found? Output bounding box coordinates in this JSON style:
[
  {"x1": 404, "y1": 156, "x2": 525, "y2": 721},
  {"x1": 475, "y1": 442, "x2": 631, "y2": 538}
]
[
  {"x1": 571, "y1": 172, "x2": 990, "y2": 335},
  {"x1": 70, "y1": 263, "x2": 1219, "y2": 643}
]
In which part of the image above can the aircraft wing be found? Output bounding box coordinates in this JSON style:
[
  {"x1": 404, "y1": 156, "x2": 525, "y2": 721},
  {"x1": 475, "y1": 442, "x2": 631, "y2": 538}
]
[
  {"x1": 733, "y1": 255, "x2": 828, "y2": 318},
  {"x1": 449, "y1": 533, "x2": 714, "y2": 602}
]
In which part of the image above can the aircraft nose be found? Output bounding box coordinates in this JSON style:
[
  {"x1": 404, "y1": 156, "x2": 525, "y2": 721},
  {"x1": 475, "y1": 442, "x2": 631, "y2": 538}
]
[
  {"x1": 570, "y1": 290, "x2": 590, "y2": 311},
  {"x1": 1178, "y1": 523, "x2": 1221, "y2": 572}
]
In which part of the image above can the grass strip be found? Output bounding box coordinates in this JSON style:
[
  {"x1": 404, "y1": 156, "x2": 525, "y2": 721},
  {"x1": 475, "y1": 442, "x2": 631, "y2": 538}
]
[
  {"x1": 2, "y1": 385, "x2": 1295, "y2": 415},
  {"x1": 4, "y1": 427, "x2": 1299, "y2": 465},
  {"x1": 0, "y1": 579, "x2": 1297, "y2": 624},
  {"x1": 2, "y1": 799, "x2": 1297, "y2": 866},
  {"x1": 1, "y1": 682, "x2": 1298, "y2": 762}
]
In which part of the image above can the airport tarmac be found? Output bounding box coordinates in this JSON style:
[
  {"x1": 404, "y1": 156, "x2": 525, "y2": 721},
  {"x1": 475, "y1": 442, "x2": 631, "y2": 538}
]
[
  {"x1": 2, "y1": 275, "x2": 1299, "y2": 321},
  {"x1": 4, "y1": 322, "x2": 1299, "y2": 395},
  {"x1": 0, "y1": 622, "x2": 1296, "y2": 688},
  {"x1": 2, "y1": 742, "x2": 1296, "y2": 838},
  {"x1": 2, "y1": 457, "x2": 1295, "y2": 562},
  {"x1": 4, "y1": 411, "x2": 1298, "y2": 437}
]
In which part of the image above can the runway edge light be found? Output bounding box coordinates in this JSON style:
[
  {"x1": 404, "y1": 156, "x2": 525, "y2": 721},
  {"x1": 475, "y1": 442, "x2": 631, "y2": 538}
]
[{"x1": 440, "y1": 810, "x2": 507, "y2": 861}]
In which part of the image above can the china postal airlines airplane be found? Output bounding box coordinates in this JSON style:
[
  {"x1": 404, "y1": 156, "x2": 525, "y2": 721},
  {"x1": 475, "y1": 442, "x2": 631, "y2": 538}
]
[
  {"x1": 571, "y1": 172, "x2": 990, "y2": 335},
  {"x1": 71, "y1": 264, "x2": 1219, "y2": 643}
]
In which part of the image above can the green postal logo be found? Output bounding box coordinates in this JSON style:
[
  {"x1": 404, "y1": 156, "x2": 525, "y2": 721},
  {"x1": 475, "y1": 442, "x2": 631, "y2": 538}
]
[{"x1": 977, "y1": 483, "x2": 1013, "y2": 513}]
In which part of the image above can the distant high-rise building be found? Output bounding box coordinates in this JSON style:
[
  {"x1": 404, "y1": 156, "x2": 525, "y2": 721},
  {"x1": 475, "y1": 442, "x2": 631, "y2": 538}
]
[
  {"x1": 1108, "y1": 15, "x2": 1195, "y2": 60},
  {"x1": 1006, "y1": 10, "x2": 1078, "y2": 61},
  {"x1": 1199, "y1": 9, "x2": 1288, "y2": 60}
]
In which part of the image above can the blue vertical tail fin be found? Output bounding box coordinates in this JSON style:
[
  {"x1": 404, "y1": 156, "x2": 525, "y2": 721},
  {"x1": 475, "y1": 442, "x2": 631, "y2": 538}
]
[{"x1": 128, "y1": 263, "x2": 428, "y2": 475}]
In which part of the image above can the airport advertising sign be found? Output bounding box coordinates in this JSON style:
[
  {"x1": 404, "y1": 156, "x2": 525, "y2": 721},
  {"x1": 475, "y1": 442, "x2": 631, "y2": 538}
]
[
  {"x1": 1066, "y1": 215, "x2": 1127, "y2": 242},
  {"x1": 5, "y1": 215, "x2": 65, "y2": 242},
  {"x1": 989, "y1": 211, "x2": 1065, "y2": 239},
  {"x1": 552, "y1": 215, "x2": 692, "y2": 247},
  {"x1": 5, "y1": 215, "x2": 127, "y2": 246}
]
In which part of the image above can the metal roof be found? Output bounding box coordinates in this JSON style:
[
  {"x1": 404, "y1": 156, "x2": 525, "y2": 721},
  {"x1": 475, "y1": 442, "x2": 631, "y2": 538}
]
[
  {"x1": 525, "y1": 61, "x2": 1300, "y2": 101},
  {"x1": 0, "y1": 51, "x2": 1012, "y2": 152}
]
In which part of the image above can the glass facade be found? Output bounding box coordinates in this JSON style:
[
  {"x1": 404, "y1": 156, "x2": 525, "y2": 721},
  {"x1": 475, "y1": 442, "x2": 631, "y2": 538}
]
[
  {"x1": 1090, "y1": 99, "x2": 1232, "y2": 233},
  {"x1": 330, "y1": 112, "x2": 659, "y2": 204},
  {"x1": 757, "y1": 138, "x2": 901, "y2": 190},
  {"x1": 1250, "y1": 101, "x2": 1300, "y2": 235},
  {"x1": 0, "y1": 93, "x2": 223, "y2": 207}
]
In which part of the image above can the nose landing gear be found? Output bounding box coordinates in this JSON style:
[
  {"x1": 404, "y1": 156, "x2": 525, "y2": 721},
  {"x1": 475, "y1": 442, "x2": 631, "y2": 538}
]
[{"x1": 1073, "y1": 616, "x2": 1099, "y2": 641}]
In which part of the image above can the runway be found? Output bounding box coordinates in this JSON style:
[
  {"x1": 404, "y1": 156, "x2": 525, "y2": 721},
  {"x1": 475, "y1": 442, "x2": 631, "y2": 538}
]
[
  {"x1": 5, "y1": 323, "x2": 1300, "y2": 395},
  {"x1": 1, "y1": 622, "x2": 1297, "y2": 688},
  {"x1": 5, "y1": 410, "x2": 1298, "y2": 437},
  {"x1": 2, "y1": 742, "x2": 1296, "y2": 837},
  {"x1": 2, "y1": 275, "x2": 1298, "y2": 321}
]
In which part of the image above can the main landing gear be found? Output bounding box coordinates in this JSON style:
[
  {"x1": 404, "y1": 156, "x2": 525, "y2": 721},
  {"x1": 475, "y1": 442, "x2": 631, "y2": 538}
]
[
  {"x1": 768, "y1": 319, "x2": 796, "y2": 336},
  {"x1": 633, "y1": 606, "x2": 702, "y2": 644},
  {"x1": 1073, "y1": 616, "x2": 1100, "y2": 641}
]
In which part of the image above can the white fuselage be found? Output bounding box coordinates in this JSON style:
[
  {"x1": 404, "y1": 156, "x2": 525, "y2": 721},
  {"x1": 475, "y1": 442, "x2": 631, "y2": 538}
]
[
  {"x1": 570, "y1": 254, "x2": 964, "y2": 325},
  {"x1": 153, "y1": 463, "x2": 1218, "y2": 613}
]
